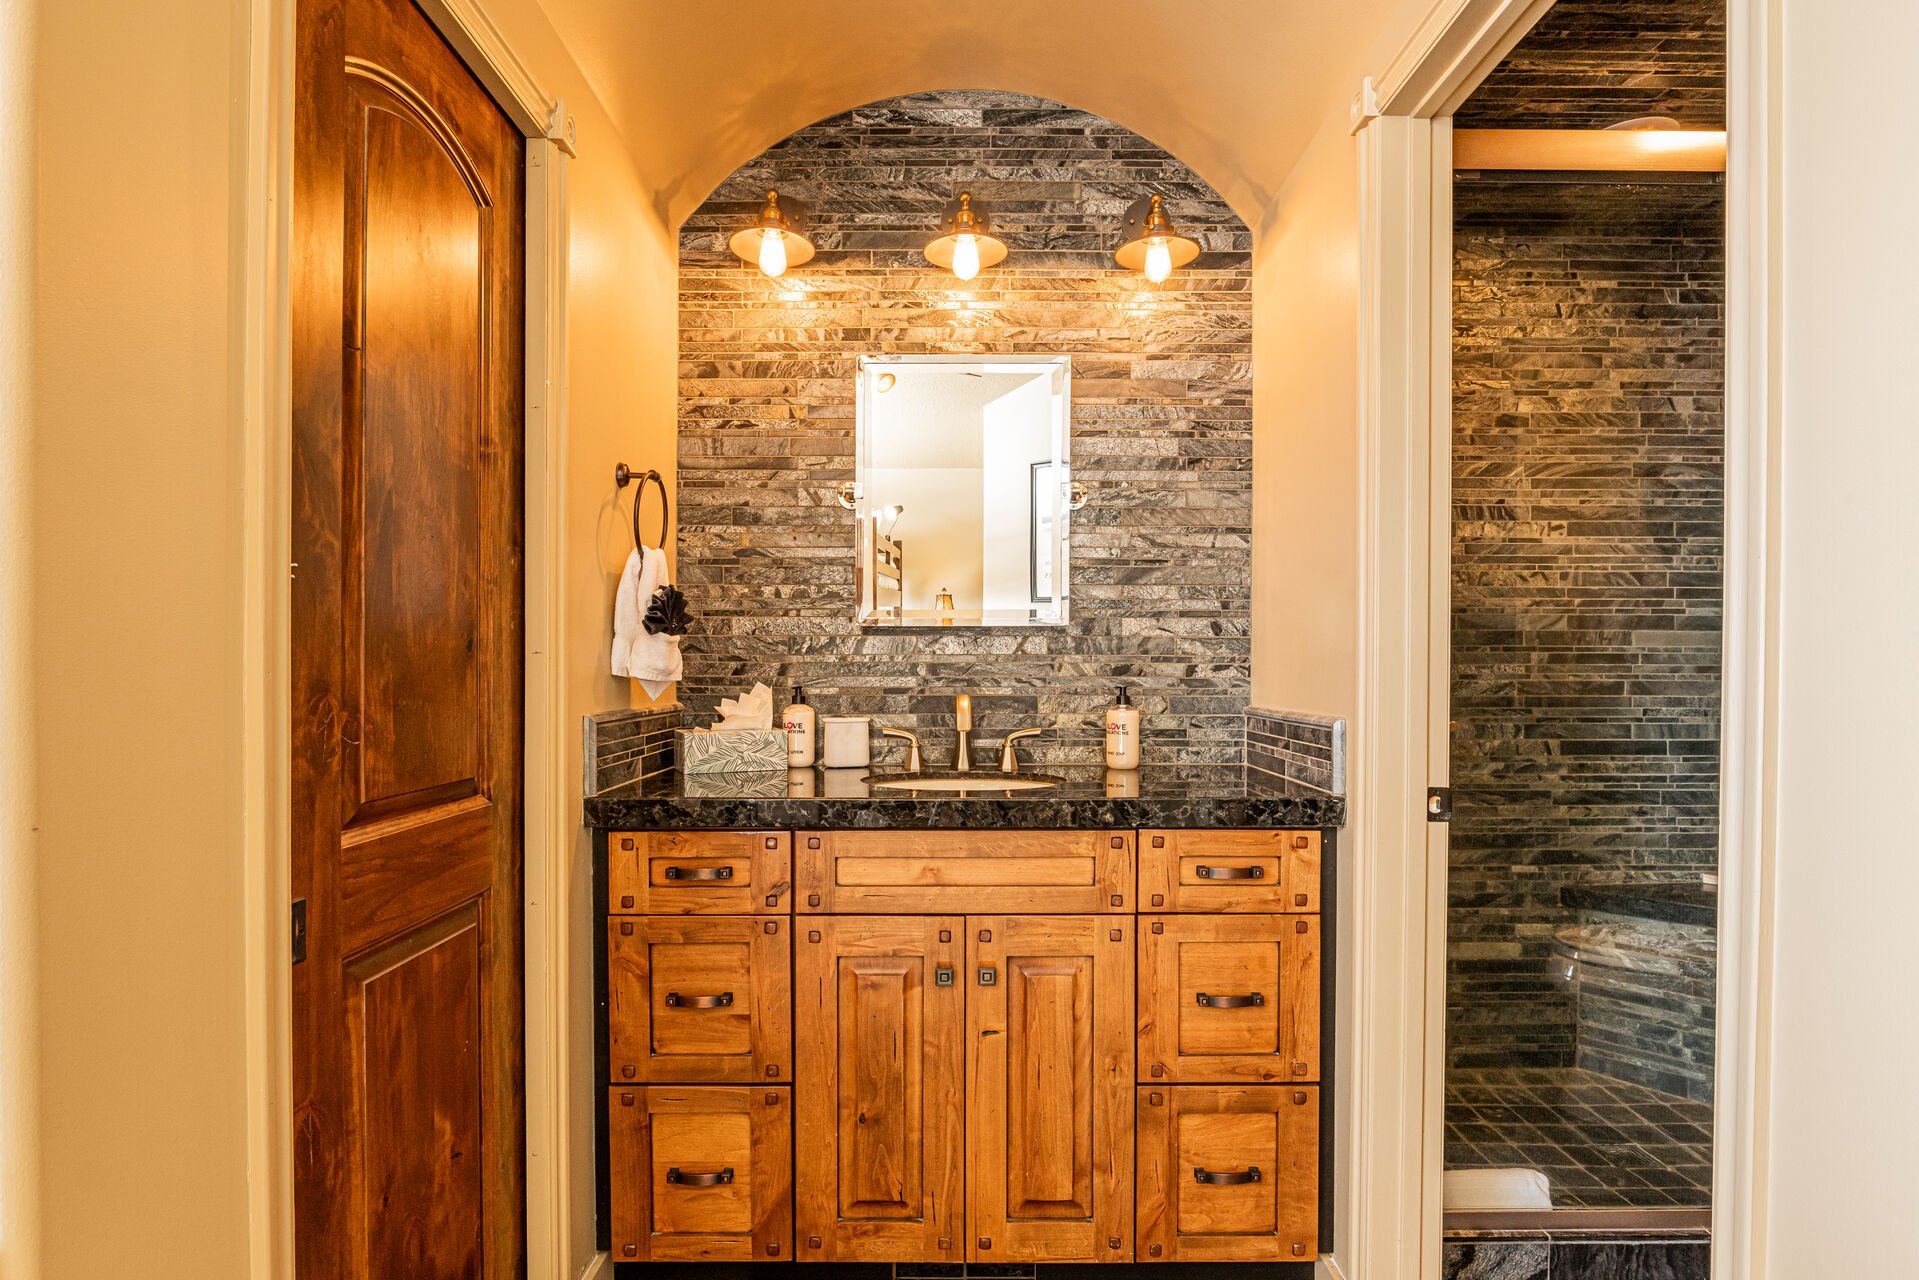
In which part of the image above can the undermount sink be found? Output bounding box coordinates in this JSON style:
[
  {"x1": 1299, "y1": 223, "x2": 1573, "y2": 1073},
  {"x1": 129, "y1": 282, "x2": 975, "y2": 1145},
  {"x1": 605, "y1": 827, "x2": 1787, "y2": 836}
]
[{"x1": 863, "y1": 771, "x2": 1062, "y2": 793}]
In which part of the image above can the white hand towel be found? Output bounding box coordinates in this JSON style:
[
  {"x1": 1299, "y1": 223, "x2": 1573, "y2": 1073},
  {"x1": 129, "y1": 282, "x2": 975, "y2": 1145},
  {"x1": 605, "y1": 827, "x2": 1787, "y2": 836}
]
[{"x1": 611, "y1": 545, "x2": 681, "y2": 699}]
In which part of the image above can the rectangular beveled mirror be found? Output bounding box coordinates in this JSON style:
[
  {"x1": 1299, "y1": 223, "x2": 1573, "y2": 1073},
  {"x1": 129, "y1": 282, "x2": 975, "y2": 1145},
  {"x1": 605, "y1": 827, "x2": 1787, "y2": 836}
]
[{"x1": 854, "y1": 355, "x2": 1072, "y2": 627}]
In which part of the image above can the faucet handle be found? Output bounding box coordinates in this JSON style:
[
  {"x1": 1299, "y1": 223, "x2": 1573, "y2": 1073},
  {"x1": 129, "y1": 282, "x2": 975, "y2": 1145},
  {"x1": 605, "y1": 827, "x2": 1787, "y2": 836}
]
[
  {"x1": 879, "y1": 725, "x2": 923, "y2": 774},
  {"x1": 997, "y1": 726, "x2": 1047, "y2": 774}
]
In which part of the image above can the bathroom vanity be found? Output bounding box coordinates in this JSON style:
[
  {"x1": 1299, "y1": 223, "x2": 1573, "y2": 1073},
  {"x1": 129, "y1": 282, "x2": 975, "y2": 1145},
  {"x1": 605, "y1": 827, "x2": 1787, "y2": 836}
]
[{"x1": 585, "y1": 768, "x2": 1342, "y2": 1270}]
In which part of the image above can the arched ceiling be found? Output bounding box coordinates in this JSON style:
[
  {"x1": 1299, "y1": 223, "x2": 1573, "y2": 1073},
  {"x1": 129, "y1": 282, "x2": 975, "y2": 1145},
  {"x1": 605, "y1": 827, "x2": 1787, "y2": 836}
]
[{"x1": 535, "y1": 0, "x2": 1415, "y2": 229}]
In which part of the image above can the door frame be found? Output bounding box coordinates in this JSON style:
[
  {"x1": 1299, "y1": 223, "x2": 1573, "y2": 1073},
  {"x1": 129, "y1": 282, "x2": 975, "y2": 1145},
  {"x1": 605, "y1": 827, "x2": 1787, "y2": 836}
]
[
  {"x1": 238, "y1": 0, "x2": 579, "y2": 1275},
  {"x1": 1349, "y1": 2, "x2": 1775, "y2": 1278}
]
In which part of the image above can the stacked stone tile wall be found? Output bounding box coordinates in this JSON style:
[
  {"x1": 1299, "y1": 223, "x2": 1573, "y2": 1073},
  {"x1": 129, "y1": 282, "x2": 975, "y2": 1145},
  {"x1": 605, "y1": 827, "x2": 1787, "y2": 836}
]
[
  {"x1": 1447, "y1": 178, "x2": 1724, "y2": 1069},
  {"x1": 675, "y1": 90, "x2": 1252, "y2": 768}
]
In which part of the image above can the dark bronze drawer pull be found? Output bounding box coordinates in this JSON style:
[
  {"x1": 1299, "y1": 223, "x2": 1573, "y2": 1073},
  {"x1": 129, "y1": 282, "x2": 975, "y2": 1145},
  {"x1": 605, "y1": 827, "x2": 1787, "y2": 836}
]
[
  {"x1": 666, "y1": 1167, "x2": 734, "y2": 1186},
  {"x1": 1194, "y1": 864, "x2": 1264, "y2": 880},
  {"x1": 663, "y1": 865, "x2": 733, "y2": 881},
  {"x1": 1195, "y1": 991, "x2": 1264, "y2": 1008},
  {"x1": 1194, "y1": 1165, "x2": 1261, "y2": 1185},
  {"x1": 664, "y1": 991, "x2": 734, "y2": 1008}
]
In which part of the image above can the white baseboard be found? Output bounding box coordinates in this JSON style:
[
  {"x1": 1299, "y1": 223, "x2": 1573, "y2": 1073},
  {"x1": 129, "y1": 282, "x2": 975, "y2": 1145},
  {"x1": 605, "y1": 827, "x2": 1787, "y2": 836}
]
[
  {"x1": 1318, "y1": 1252, "x2": 1351, "y2": 1280},
  {"x1": 577, "y1": 1250, "x2": 608, "y2": 1280}
]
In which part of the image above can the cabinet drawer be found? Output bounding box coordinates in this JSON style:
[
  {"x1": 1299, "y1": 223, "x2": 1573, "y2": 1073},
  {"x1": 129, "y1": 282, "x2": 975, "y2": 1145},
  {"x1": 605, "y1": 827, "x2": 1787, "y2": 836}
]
[
  {"x1": 607, "y1": 1086, "x2": 793, "y2": 1263},
  {"x1": 608, "y1": 917, "x2": 790, "y2": 1084},
  {"x1": 796, "y1": 830, "x2": 1135, "y2": 914},
  {"x1": 609, "y1": 831, "x2": 792, "y2": 915},
  {"x1": 1139, "y1": 915, "x2": 1320, "y2": 1083},
  {"x1": 1136, "y1": 1086, "x2": 1318, "y2": 1263},
  {"x1": 1139, "y1": 829, "x2": 1320, "y2": 913}
]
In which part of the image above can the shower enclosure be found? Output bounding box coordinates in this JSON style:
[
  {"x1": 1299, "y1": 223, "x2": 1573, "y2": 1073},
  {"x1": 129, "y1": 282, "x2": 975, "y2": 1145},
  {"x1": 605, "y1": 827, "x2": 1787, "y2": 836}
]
[{"x1": 1443, "y1": 0, "x2": 1725, "y2": 1222}]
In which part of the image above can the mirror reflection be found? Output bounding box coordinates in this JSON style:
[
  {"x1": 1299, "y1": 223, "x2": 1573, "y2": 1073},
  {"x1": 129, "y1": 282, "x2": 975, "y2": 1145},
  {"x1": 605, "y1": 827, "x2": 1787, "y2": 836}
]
[{"x1": 855, "y1": 356, "x2": 1071, "y2": 627}]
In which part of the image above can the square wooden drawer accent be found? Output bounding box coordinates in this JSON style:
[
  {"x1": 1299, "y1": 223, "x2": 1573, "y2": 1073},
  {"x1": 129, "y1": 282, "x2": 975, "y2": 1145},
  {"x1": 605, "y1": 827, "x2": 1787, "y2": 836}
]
[
  {"x1": 1139, "y1": 829, "x2": 1320, "y2": 913},
  {"x1": 1136, "y1": 1086, "x2": 1318, "y2": 1263},
  {"x1": 608, "y1": 917, "x2": 790, "y2": 1083},
  {"x1": 609, "y1": 831, "x2": 792, "y2": 915},
  {"x1": 607, "y1": 1086, "x2": 793, "y2": 1263},
  {"x1": 1139, "y1": 915, "x2": 1320, "y2": 1083},
  {"x1": 795, "y1": 830, "x2": 1135, "y2": 914}
]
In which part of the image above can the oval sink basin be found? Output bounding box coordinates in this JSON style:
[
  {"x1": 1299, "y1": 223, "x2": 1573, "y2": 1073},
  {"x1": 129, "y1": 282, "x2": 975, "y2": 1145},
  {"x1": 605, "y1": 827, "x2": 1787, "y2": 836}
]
[{"x1": 863, "y1": 771, "x2": 1061, "y2": 793}]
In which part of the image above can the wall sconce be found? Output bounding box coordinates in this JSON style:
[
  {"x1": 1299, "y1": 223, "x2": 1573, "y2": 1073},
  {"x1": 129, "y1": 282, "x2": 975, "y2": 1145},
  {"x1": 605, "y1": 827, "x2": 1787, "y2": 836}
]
[
  {"x1": 923, "y1": 192, "x2": 1007, "y2": 282},
  {"x1": 1115, "y1": 193, "x2": 1200, "y2": 283},
  {"x1": 728, "y1": 189, "x2": 815, "y2": 278}
]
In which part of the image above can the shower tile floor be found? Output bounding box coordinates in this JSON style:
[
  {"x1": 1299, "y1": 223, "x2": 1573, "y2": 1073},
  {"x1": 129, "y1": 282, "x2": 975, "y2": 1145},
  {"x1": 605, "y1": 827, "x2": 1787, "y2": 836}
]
[{"x1": 1446, "y1": 1067, "x2": 1714, "y2": 1208}]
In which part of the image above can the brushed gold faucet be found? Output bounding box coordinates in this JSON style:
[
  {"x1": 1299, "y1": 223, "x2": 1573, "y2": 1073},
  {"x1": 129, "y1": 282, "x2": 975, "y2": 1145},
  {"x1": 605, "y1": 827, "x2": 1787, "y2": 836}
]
[
  {"x1": 998, "y1": 726, "x2": 1046, "y2": 773},
  {"x1": 952, "y1": 693, "x2": 974, "y2": 772}
]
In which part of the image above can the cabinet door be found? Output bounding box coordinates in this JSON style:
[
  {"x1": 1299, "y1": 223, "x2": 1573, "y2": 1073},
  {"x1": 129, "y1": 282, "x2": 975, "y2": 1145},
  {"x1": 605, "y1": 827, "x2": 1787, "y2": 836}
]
[
  {"x1": 794, "y1": 917, "x2": 964, "y2": 1262},
  {"x1": 1139, "y1": 915, "x2": 1320, "y2": 1083},
  {"x1": 967, "y1": 916, "x2": 1134, "y2": 1263},
  {"x1": 1137, "y1": 1086, "x2": 1318, "y2": 1262},
  {"x1": 608, "y1": 916, "x2": 790, "y2": 1083},
  {"x1": 607, "y1": 1085, "x2": 793, "y2": 1263}
]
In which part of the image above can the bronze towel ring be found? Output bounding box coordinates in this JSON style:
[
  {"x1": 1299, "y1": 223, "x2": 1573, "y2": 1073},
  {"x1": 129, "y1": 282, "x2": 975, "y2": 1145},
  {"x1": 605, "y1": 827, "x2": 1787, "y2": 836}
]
[{"x1": 614, "y1": 462, "x2": 669, "y2": 553}]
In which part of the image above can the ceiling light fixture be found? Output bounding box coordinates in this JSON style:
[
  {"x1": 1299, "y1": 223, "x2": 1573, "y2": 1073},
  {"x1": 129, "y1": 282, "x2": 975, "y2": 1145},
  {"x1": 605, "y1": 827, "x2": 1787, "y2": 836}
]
[
  {"x1": 1115, "y1": 193, "x2": 1201, "y2": 284},
  {"x1": 728, "y1": 188, "x2": 815, "y2": 279},
  {"x1": 923, "y1": 192, "x2": 1007, "y2": 282}
]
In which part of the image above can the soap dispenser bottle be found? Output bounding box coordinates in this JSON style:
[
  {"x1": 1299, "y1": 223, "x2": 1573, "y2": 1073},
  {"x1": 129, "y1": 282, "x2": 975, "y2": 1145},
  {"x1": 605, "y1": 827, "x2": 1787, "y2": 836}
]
[
  {"x1": 1104, "y1": 686, "x2": 1141, "y2": 770},
  {"x1": 783, "y1": 685, "x2": 817, "y2": 767}
]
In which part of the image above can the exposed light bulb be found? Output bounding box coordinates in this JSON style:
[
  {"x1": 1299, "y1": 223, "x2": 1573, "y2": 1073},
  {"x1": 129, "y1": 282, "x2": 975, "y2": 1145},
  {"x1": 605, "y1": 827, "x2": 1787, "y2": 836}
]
[
  {"x1": 758, "y1": 228, "x2": 788, "y2": 278},
  {"x1": 950, "y1": 233, "x2": 980, "y2": 281},
  {"x1": 1143, "y1": 237, "x2": 1173, "y2": 284}
]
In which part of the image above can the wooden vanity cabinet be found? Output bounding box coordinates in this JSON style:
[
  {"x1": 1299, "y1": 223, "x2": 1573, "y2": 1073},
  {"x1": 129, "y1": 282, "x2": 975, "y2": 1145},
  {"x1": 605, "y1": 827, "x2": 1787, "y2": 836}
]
[{"x1": 600, "y1": 824, "x2": 1327, "y2": 1268}]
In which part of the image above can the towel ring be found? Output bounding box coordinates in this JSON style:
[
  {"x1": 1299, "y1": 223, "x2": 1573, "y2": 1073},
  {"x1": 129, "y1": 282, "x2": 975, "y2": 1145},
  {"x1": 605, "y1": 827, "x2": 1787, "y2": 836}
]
[{"x1": 615, "y1": 463, "x2": 669, "y2": 553}]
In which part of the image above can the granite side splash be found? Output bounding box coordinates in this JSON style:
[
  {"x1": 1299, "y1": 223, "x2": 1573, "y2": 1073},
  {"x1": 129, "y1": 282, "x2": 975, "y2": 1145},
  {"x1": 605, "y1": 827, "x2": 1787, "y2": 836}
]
[
  {"x1": 584, "y1": 705, "x2": 683, "y2": 794},
  {"x1": 1444, "y1": 1239, "x2": 1708, "y2": 1280},
  {"x1": 676, "y1": 89, "x2": 1252, "y2": 772},
  {"x1": 1247, "y1": 707, "x2": 1345, "y2": 794}
]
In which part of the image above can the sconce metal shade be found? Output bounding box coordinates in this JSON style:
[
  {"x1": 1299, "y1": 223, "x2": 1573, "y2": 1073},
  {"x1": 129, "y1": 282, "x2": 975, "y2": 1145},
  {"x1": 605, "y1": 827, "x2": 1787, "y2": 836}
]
[
  {"x1": 1114, "y1": 193, "x2": 1202, "y2": 278},
  {"x1": 922, "y1": 192, "x2": 1009, "y2": 278},
  {"x1": 727, "y1": 189, "x2": 816, "y2": 275}
]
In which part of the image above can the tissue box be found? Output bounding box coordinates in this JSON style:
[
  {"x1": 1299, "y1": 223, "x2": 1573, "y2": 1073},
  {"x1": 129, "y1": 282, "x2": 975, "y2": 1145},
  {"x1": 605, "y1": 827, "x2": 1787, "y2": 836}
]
[{"x1": 676, "y1": 727, "x2": 787, "y2": 776}]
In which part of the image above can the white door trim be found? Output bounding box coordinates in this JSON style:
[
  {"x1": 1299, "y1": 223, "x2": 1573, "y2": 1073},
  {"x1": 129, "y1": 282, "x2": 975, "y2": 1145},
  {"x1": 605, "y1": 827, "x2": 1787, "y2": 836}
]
[
  {"x1": 1344, "y1": 3, "x2": 1543, "y2": 1278},
  {"x1": 238, "y1": 1, "x2": 578, "y2": 1275},
  {"x1": 1354, "y1": 0, "x2": 1776, "y2": 1276}
]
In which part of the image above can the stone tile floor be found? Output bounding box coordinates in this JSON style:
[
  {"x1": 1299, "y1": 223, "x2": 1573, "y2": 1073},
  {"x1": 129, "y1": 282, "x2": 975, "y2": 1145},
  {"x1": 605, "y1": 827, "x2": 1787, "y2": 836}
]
[{"x1": 1446, "y1": 1067, "x2": 1713, "y2": 1208}]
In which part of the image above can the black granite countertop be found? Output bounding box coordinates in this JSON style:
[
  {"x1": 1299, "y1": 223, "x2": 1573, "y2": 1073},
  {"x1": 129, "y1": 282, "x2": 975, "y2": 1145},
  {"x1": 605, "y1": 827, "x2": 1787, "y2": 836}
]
[
  {"x1": 1562, "y1": 883, "x2": 1717, "y2": 928},
  {"x1": 583, "y1": 764, "x2": 1345, "y2": 831}
]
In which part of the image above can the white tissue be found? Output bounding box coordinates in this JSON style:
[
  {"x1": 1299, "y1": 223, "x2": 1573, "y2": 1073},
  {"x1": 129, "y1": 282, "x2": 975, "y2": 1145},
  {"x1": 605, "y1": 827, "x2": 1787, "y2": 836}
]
[{"x1": 713, "y1": 682, "x2": 775, "y2": 731}]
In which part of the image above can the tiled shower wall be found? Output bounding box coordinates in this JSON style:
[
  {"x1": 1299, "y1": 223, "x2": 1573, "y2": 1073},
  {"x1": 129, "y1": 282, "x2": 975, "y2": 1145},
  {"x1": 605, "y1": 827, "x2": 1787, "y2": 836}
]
[
  {"x1": 1447, "y1": 178, "x2": 1724, "y2": 1068},
  {"x1": 675, "y1": 91, "x2": 1252, "y2": 767}
]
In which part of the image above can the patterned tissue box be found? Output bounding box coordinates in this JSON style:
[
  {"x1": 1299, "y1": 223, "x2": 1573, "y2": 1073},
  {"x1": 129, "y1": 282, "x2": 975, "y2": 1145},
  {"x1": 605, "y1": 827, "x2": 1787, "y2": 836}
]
[{"x1": 676, "y1": 727, "x2": 787, "y2": 775}]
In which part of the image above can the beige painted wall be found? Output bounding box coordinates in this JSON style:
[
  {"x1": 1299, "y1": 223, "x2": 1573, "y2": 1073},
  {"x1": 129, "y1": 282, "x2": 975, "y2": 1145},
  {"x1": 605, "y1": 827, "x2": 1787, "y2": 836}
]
[
  {"x1": 1250, "y1": 104, "x2": 1363, "y2": 725},
  {"x1": 4, "y1": 0, "x2": 675, "y2": 1274},
  {"x1": 1758, "y1": 0, "x2": 1919, "y2": 1269}
]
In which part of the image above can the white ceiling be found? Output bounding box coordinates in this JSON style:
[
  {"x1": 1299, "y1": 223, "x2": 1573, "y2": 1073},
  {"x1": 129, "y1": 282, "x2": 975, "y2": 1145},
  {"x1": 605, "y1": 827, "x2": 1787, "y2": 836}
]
[{"x1": 534, "y1": 0, "x2": 1415, "y2": 229}]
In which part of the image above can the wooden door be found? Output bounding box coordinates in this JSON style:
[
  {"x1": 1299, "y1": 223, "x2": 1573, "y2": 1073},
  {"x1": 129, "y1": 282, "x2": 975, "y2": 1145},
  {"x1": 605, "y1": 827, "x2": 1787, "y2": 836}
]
[
  {"x1": 1136, "y1": 1086, "x2": 1319, "y2": 1262},
  {"x1": 794, "y1": 917, "x2": 964, "y2": 1262},
  {"x1": 1139, "y1": 915, "x2": 1321, "y2": 1083},
  {"x1": 292, "y1": 0, "x2": 525, "y2": 1274},
  {"x1": 967, "y1": 916, "x2": 1133, "y2": 1263}
]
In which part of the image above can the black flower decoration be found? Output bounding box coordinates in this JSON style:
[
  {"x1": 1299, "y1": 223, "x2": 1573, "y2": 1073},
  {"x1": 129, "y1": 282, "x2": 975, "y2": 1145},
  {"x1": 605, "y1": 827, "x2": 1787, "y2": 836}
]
[{"x1": 643, "y1": 583, "x2": 691, "y2": 636}]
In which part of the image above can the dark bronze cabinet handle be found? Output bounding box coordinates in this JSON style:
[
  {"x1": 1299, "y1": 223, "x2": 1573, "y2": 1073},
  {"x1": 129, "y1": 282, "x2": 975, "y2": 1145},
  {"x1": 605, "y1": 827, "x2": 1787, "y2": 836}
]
[
  {"x1": 1194, "y1": 1165, "x2": 1262, "y2": 1185},
  {"x1": 1195, "y1": 991, "x2": 1264, "y2": 1008},
  {"x1": 663, "y1": 865, "x2": 733, "y2": 881},
  {"x1": 1194, "y1": 864, "x2": 1263, "y2": 880},
  {"x1": 666, "y1": 1167, "x2": 734, "y2": 1186},
  {"x1": 664, "y1": 991, "x2": 734, "y2": 1008}
]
